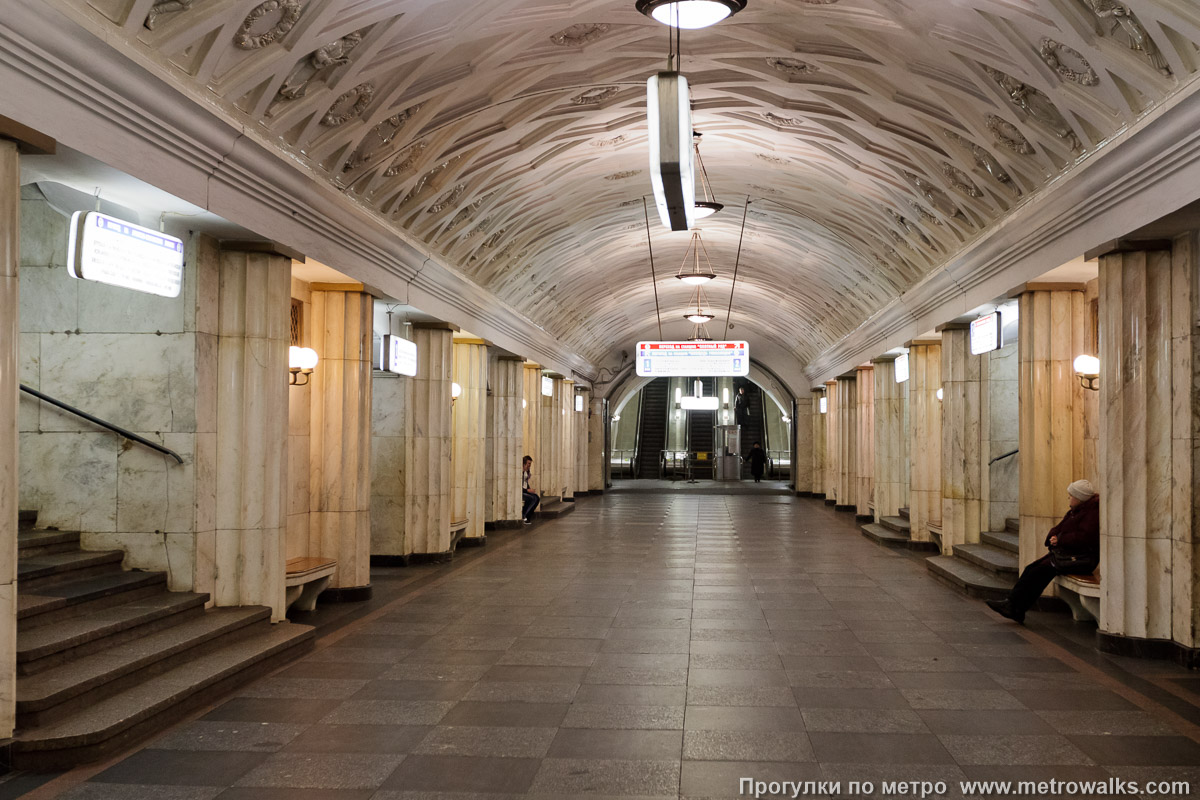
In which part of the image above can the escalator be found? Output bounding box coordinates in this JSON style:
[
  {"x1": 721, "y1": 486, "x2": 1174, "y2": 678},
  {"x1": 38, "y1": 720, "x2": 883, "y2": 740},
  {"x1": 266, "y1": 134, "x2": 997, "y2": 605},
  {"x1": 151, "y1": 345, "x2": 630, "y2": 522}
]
[
  {"x1": 739, "y1": 383, "x2": 766, "y2": 477},
  {"x1": 688, "y1": 378, "x2": 715, "y2": 478},
  {"x1": 635, "y1": 378, "x2": 669, "y2": 478}
]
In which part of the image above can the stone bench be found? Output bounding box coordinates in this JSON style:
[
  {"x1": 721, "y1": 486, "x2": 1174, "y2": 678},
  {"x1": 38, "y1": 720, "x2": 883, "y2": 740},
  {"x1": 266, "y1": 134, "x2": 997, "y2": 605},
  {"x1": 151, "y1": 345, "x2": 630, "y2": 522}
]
[
  {"x1": 1054, "y1": 572, "x2": 1100, "y2": 622},
  {"x1": 285, "y1": 557, "x2": 337, "y2": 612}
]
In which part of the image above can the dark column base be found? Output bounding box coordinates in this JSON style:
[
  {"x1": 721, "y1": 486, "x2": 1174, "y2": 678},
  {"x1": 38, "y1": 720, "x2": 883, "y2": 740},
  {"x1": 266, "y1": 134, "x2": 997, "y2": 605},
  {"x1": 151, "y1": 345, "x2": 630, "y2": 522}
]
[
  {"x1": 564, "y1": 496, "x2": 576, "y2": 503},
  {"x1": 408, "y1": 550, "x2": 454, "y2": 565},
  {"x1": 1097, "y1": 630, "x2": 1200, "y2": 669},
  {"x1": 485, "y1": 519, "x2": 524, "y2": 530},
  {"x1": 458, "y1": 536, "x2": 486, "y2": 548},
  {"x1": 824, "y1": 499, "x2": 837, "y2": 506},
  {"x1": 810, "y1": 492, "x2": 825, "y2": 500},
  {"x1": 370, "y1": 554, "x2": 410, "y2": 567},
  {"x1": 855, "y1": 513, "x2": 873, "y2": 523},
  {"x1": 795, "y1": 491, "x2": 814, "y2": 497},
  {"x1": 318, "y1": 585, "x2": 372, "y2": 603},
  {"x1": 834, "y1": 504, "x2": 855, "y2": 513}
]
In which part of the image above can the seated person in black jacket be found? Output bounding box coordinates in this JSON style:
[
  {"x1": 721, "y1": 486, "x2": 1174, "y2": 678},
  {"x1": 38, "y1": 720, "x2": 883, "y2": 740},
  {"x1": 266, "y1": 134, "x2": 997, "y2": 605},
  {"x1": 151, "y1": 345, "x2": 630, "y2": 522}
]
[{"x1": 986, "y1": 479, "x2": 1099, "y2": 624}]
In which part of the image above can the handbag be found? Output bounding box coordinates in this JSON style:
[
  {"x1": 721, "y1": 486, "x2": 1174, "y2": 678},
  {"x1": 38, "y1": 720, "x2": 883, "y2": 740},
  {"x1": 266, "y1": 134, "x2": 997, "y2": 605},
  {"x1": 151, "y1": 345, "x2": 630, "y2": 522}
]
[{"x1": 1049, "y1": 546, "x2": 1097, "y2": 574}]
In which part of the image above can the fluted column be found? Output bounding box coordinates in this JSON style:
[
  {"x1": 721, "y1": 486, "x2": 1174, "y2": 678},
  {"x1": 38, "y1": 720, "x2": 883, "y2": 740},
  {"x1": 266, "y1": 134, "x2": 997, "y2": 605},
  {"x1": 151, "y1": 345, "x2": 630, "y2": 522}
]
[
  {"x1": 872, "y1": 356, "x2": 908, "y2": 521},
  {"x1": 588, "y1": 398, "x2": 606, "y2": 491},
  {"x1": 908, "y1": 341, "x2": 942, "y2": 543},
  {"x1": 855, "y1": 366, "x2": 874, "y2": 516},
  {"x1": 0, "y1": 140, "x2": 20, "y2": 738},
  {"x1": 835, "y1": 375, "x2": 857, "y2": 510},
  {"x1": 824, "y1": 381, "x2": 838, "y2": 502},
  {"x1": 491, "y1": 355, "x2": 524, "y2": 524},
  {"x1": 811, "y1": 388, "x2": 827, "y2": 499},
  {"x1": 370, "y1": 361, "x2": 411, "y2": 559},
  {"x1": 308, "y1": 289, "x2": 372, "y2": 591},
  {"x1": 1018, "y1": 288, "x2": 1088, "y2": 569},
  {"x1": 1098, "y1": 239, "x2": 1200, "y2": 651},
  {"x1": 214, "y1": 248, "x2": 290, "y2": 619},
  {"x1": 523, "y1": 364, "x2": 542, "y2": 489},
  {"x1": 794, "y1": 395, "x2": 813, "y2": 494},
  {"x1": 540, "y1": 375, "x2": 564, "y2": 502},
  {"x1": 574, "y1": 388, "x2": 590, "y2": 496},
  {"x1": 453, "y1": 339, "x2": 488, "y2": 542},
  {"x1": 562, "y1": 379, "x2": 576, "y2": 499},
  {"x1": 408, "y1": 324, "x2": 453, "y2": 556},
  {"x1": 941, "y1": 326, "x2": 983, "y2": 552}
]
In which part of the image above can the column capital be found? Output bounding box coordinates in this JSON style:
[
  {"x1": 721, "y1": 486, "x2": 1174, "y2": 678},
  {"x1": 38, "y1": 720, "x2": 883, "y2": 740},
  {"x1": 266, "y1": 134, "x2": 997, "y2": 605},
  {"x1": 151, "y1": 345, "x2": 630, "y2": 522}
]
[
  {"x1": 871, "y1": 354, "x2": 899, "y2": 364},
  {"x1": 412, "y1": 321, "x2": 459, "y2": 332},
  {"x1": 934, "y1": 322, "x2": 970, "y2": 332},
  {"x1": 1084, "y1": 238, "x2": 1173, "y2": 260},
  {"x1": 220, "y1": 239, "x2": 305, "y2": 261},
  {"x1": 904, "y1": 338, "x2": 941, "y2": 348},
  {"x1": 0, "y1": 115, "x2": 55, "y2": 154},
  {"x1": 1007, "y1": 281, "x2": 1086, "y2": 297}
]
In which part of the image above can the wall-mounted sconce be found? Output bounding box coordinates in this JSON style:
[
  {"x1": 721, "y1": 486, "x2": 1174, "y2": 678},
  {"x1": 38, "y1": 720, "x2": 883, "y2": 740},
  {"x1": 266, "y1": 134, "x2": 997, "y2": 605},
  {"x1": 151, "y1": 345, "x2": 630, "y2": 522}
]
[
  {"x1": 936, "y1": 387, "x2": 943, "y2": 401},
  {"x1": 1074, "y1": 355, "x2": 1100, "y2": 391},
  {"x1": 289, "y1": 346, "x2": 318, "y2": 386},
  {"x1": 522, "y1": 398, "x2": 527, "y2": 409},
  {"x1": 451, "y1": 382, "x2": 462, "y2": 403},
  {"x1": 782, "y1": 415, "x2": 790, "y2": 424},
  {"x1": 722, "y1": 387, "x2": 729, "y2": 407},
  {"x1": 819, "y1": 397, "x2": 827, "y2": 414},
  {"x1": 575, "y1": 395, "x2": 584, "y2": 412},
  {"x1": 612, "y1": 414, "x2": 621, "y2": 422}
]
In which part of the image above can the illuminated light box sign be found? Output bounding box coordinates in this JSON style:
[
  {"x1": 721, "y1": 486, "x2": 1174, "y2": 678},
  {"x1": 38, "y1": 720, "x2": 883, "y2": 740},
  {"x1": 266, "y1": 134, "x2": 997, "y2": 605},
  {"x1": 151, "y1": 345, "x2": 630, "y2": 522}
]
[
  {"x1": 895, "y1": 353, "x2": 910, "y2": 383},
  {"x1": 380, "y1": 334, "x2": 418, "y2": 376},
  {"x1": 541, "y1": 376, "x2": 554, "y2": 396},
  {"x1": 575, "y1": 395, "x2": 584, "y2": 412},
  {"x1": 636, "y1": 341, "x2": 749, "y2": 377},
  {"x1": 970, "y1": 311, "x2": 1003, "y2": 355},
  {"x1": 68, "y1": 211, "x2": 184, "y2": 298}
]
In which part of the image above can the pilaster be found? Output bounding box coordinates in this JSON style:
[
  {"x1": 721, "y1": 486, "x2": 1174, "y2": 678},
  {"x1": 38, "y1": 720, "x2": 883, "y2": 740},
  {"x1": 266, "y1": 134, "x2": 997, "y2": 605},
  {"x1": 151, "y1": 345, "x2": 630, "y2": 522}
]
[
  {"x1": 408, "y1": 324, "x2": 453, "y2": 557},
  {"x1": 452, "y1": 340, "x2": 488, "y2": 542},
  {"x1": 574, "y1": 388, "x2": 590, "y2": 496},
  {"x1": 855, "y1": 366, "x2": 874, "y2": 517},
  {"x1": 834, "y1": 375, "x2": 856, "y2": 510},
  {"x1": 523, "y1": 364, "x2": 542, "y2": 489},
  {"x1": 872, "y1": 356, "x2": 908, "y2": 522},
  {"x1": 908, "y1": 341, "x2": 942, "y2": 543},
  {"x1": 941, "y1": 327, "x2": 983, "y2": 552},
  {"x1": 588, "y1": 398, "x2": 606, "y2": 491},
  {"x1": 0, "y1": 139, "x2": 20, "y2": 738},
  {"x1": 824, "y1": 381, "x2": 837, "y2": 502},
  {"x1": 811, "y1": 388, "x2": 827, "y2": 499},
  {"x1": 794, "y1": 395, "x2": 813, "y2": 494},
  {"x1": 490, "y1": 356, "x2": 524, "y2": 524}
]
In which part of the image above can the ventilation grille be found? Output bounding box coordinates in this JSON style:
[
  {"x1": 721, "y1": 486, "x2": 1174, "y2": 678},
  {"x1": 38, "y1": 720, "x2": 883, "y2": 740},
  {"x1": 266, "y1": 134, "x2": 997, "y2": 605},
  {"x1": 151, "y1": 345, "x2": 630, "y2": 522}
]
[{"x1": 290, "y1": 299, "x2": 303, "y2": 346}]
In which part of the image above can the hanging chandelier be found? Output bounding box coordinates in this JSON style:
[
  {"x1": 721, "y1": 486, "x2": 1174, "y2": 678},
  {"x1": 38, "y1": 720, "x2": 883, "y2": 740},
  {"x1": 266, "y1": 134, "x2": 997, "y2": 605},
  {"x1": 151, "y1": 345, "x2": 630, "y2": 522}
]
[
  {"x1": 636, "y1": 0, "x2": 746, "y2": 29},
  {"x1": 692, "y1": 132, "x2": 723, "y2": 220},
  {"x1": 675, "y1": 230, "x2": 717, "y2": 285},
  {"x1": 684, "y1": 281, "x2": 715, "y2": 324}
]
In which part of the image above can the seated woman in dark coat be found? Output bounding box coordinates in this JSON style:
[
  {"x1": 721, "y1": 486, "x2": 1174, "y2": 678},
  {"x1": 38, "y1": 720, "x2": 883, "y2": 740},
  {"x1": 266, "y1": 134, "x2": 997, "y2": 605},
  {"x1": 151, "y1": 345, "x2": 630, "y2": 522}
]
[{"x1": 986, "y1": 479, "x2": 1099, "y2": 624}]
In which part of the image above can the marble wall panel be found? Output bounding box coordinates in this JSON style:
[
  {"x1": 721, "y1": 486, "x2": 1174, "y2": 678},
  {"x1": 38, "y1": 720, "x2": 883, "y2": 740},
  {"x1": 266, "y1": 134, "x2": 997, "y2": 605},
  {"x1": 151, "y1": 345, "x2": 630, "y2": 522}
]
[
  {"x1": 908, "y1": 342, "x2": 942, "y2": 543},
  {"x1": 811, "y1": 389, "x2": 826, "y2": 498},
  {"x1": 872, "y1": 358, "x2": 907, "y2": 521},
  {"x1": 588, "y1": 398, "x2": 605, "y2": 491},
  {"x1": 19, "y1": 431, "x2": 118, "y2": 533},
  {"x1": 18, "y1": 184, "x2": 68, "y2": 269},
  {"x1": 18, "y1": 264, "x2": 77, "y2": 333},
  {"x1": 984, "y1": 343, "x2": 1019, "y2": 531},
  {"x1": 855, "y1": 367, "x2": 874, "y2": 515},
  {"x1": 2, "y1": 144, "x2": 18, "y2": 740},
  {"x1": 490, "y1": 357, "x2": 523, "y2": 522},
  {"x1": 794, "y1": 396, "x2": 813, "y2": 494},
  {"x1": 941, "y1": 329, "x2": 982, "y2": 551},
  {"x1": 17, "y1": 334, "x2": 38, "y2": 432},
  {"x1": 453, "y1": 341, "x2": 488, "y2": 540}
]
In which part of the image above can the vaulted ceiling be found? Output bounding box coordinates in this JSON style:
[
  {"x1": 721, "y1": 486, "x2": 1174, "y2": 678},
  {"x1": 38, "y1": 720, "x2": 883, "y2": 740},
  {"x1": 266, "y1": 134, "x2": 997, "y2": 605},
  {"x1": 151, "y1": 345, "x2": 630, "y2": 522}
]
[{"x1": 48, "y1": 0, "x2": 1200, "y2": 371}]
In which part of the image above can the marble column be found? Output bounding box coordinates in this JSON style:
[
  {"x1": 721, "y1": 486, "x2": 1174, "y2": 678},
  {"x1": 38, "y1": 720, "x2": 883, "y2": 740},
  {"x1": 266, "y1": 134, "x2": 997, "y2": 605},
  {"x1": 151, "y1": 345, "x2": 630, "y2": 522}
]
[
  {"x1": 370, "y1": 366, "x2": 411, "y2": 558},
  {"x1": 574, "y1": 388, "x2": 590, "y2": 496},
  {"x1": 0, "y1": 139, "x2": 20, "y2": 738},
  {"x1": 213, "y1": 248, "x2": 291, "y2": 619},
  {"x1": 523, "y1": 364, "x2": 542, "y2": 491},
  {"x1": 940, "y1": 326, "x2": 983, "y2": 552},
  {"x1": 908, "y1": 340, "x2": 942, "y2": 544},
  {"x1": 824, "y1": 381, "x2": 838, "y2": 501},
  {"x1": 811, "y1": 388, "x2": 827, "y2": 499},
  {"x1": 308, "y1": 289, "x2": 372, "y2": 591},
  {"x1": 855, "y1": 366, "x2": 874, "y2": 517},
  {"x1": 1098, "y1": 239, "x2": 1200, "y2": 651},
  {"x1": 835, "y1": 375, "x2": 857, "y2": 510},
  {"x1": 561, "y1": 379, "x2": 576, "y2": 499},
  {"x1": 794, "y1": 395, "x2": 813, "y2": 494},
  {"x1": 408, "y1": 324, "x2": 453, "y2": 556},
  {"x1": 452, "y1": 339, "x2": 488, "y2": 542},
  {"x1": 1018, "y1": 287, "x2": 1088, "y2": 569},
  {"x1": 540, "y1": 375, "x2": 564, "y2": 502},
  {"x1": 588, "y1": 398, "x2": 606, "y2": 491},
  {"x1": 491, "y1": 355, "x2": 524, "y2": 525},
  {"x1": 872, "y1": 356, "x2": 909, "y2": 521}
]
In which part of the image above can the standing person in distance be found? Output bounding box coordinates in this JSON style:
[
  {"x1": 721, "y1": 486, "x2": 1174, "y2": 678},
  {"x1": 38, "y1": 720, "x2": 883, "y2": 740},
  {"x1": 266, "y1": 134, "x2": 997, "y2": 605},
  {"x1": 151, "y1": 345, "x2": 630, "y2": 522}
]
[
  {"x1": 522, "y1": 455, "x2": 540, "y2": 524},
  {"x1": 747, "y1": 441, "x2": 768, "y2": 483},
  {"x1": 733, "y1": 386, "x2": 749, "y2": 427}
]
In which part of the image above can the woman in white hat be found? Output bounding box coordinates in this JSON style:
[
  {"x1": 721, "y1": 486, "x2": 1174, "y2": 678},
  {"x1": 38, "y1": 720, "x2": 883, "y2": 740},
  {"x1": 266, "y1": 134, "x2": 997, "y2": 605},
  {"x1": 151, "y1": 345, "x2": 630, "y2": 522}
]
[{"x1": 986, "y1": 479, "x2": 1099, "y2": 624}]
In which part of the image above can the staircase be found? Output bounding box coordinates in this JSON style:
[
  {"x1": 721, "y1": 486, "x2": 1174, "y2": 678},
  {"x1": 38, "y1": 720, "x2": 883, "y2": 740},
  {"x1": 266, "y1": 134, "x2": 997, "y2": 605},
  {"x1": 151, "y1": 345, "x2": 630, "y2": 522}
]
[
  {"x1": 635, "y1": 378, "x2": 669, "y2": 479},
  {"x1": 5, "y1": 511, "x2": 314, "y2": 770},
  {"x1": 859, "y1": 508, "x2": 938, "y2": 552},
  {"x1": 925, "y1": 517, "x2": 1020, "y2": 600}
]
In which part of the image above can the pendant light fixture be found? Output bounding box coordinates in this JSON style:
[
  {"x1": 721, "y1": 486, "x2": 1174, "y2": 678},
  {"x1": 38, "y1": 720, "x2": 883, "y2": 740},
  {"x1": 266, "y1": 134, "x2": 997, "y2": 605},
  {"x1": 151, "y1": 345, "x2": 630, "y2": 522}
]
[
  {"x1": 647, "y1": 70, "x2": 694, "y2": 231},
  {"x1": 684, "y1": 282, "x2": 715, "y2": 324},
  {"x1": 693, "y1": 132, "x2": 723, "y2": 220},
  {"x1": 675, "y1": 230, "x2": 717, "y2": 285},
  {"x1": 636, "y1": 0, "x2": 746, "y2": 29}
]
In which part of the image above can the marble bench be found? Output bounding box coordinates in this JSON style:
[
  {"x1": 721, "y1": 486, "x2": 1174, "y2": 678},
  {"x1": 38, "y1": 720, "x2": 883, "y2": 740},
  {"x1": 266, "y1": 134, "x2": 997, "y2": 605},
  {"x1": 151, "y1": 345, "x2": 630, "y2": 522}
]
[
  {"x1": 1054, "y1": 572, "x2": 1100, "y2": 622},
  {"x1": 285, "y1": 556, "x2": 337, "y2": 612}
]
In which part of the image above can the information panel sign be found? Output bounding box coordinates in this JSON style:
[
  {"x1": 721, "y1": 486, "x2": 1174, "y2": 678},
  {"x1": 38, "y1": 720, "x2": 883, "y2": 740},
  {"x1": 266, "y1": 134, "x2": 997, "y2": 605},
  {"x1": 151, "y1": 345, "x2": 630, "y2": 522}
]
[
  {"x1": 68, "y1": 211, "x2": 184, "y2": 298},
  {"x1": 380, "y1": 334, "x2": 418, "y2": 376},
  {"x1": 636, "y1": 341, "x2": 749, "y2": 377},
  {"x1": 970, "y1": 311, "x2": 1003, "y2": 355}
]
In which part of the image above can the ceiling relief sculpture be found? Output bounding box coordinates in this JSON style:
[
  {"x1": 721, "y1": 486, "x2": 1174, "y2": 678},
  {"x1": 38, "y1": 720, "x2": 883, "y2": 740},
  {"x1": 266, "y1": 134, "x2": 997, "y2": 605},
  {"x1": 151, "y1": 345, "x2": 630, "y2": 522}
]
[{"x1": 52, "y1": 0, "x2": 1200, "y2": 367}]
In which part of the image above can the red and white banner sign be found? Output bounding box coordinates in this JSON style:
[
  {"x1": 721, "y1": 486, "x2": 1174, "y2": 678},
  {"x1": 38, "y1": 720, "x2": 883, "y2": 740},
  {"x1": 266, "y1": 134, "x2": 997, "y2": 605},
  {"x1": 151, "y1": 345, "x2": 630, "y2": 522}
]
[{"x1": 636, "y1": 341, "x2": 749, "y2": 377}]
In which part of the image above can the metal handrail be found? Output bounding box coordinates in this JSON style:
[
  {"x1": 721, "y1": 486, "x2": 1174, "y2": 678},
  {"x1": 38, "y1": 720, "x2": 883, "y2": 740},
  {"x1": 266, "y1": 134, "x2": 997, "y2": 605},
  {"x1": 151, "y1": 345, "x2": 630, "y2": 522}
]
[
  {"x1": 988, "y1": 448, "x2": 1018, "y2": 465},
  {"x1": 20, "y1": 385, "x2": 184, "y2": 464}
]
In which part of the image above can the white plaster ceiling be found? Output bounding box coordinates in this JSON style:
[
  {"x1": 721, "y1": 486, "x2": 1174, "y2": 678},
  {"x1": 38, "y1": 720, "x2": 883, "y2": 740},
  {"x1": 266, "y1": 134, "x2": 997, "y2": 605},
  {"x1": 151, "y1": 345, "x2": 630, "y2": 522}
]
[{"x1": 44, "y1": 0, "x2": 1200, "y2": 372}]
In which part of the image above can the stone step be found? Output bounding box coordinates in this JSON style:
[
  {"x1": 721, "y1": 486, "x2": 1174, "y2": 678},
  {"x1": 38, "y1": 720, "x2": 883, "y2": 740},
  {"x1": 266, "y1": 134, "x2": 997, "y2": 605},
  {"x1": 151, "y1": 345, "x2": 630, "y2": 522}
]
[
  {"x1": 18, "y1": 606, "x2": 269, "y2": 727},
  {"x1": 536, "y1": 499, "x2": 575, "y2": 519},
  {"x1": 18, "y1": 550, "x2": 126, "y2": 593},
  {"x1": 926, "y1": 555, "x2": 1014, "y2": 600},
  {"x1": 981, "y1": 530, "x2": 1019, "y2": 554},
  {"x1": 18, "y1": 510, "x2": 37, "y2": 531},
  {"x1": 898, "y1": 507, "x2": 910, "y2": 520},
  {"x1": 860, "y1": 523, "x2": 910, "y2": 548},
  {"x1": 18, "y1": 530, "x2": 83, "y2": 559},
  {"x1": 880, "y1": 515, "x2": 910, "y2": 535},
  {"x1": 1006, "y1": 517, "x2": 1020, "y2": 534},
  {"x1": 10, "y1": 620, "x2": 314, "y2": 771},
  {"x1": 18, "y1": 571, "x2": 168, "y2": 627},
  {"x1": 17, "y1": 592, "x2": 209, "y2": 675},
  {"x1": 953, "y1": 543, "x2": 1019, "y2": 576}
]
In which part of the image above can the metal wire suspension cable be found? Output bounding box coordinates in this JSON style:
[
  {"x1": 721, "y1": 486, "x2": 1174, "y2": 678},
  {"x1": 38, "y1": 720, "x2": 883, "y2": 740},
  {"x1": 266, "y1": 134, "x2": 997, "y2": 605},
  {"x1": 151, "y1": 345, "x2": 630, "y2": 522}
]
[
  {"x1": 722, "y1": 197, "x2": 750, "y2": 340},
  {"x1": 643, "y1": 196, "x2": 664, "y2": 340}
]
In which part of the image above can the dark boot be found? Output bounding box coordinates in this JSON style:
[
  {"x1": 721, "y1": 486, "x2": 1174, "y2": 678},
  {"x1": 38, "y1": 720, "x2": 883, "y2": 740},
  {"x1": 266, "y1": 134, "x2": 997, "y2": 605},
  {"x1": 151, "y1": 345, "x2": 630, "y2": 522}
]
[{"x1": 986, "y1": 598, "x2": 1024, "y2": 624}]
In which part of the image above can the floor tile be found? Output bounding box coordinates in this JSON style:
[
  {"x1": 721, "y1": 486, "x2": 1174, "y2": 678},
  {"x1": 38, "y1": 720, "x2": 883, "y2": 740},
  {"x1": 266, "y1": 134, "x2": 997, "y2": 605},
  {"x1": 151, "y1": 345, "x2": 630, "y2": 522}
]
[{"x1": 91, "y1": 750, "x2": 270, "y2": 786}]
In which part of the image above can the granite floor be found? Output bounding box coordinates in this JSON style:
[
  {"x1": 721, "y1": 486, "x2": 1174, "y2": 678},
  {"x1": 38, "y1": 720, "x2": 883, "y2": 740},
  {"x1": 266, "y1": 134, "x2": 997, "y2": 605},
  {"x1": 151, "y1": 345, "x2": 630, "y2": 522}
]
[{"x1": 26, "y1": 494, "x2": 1200, "y2": 800}]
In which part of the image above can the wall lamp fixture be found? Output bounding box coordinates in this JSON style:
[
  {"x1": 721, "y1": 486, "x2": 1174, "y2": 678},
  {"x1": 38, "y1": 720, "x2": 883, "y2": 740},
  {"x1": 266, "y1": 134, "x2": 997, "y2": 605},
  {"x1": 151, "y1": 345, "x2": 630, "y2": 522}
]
[
  {"x1": 1074, "y1": 355, "x2": 1100, "y2": 391},
  {"x1": 289, "y1": 346, "x2": 319, "y2": 386}
]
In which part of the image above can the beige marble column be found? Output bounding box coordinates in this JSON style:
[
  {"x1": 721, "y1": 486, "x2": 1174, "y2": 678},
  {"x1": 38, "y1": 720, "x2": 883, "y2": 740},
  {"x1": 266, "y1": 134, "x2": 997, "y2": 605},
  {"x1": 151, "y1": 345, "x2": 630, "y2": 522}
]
[
  {"x1": 1098, "y1": 239, "x2": 1200, "y2": 651},
  {"x1": 491, "y1": 355, "x2": 524, "y2": 524},
  {"x1": 561, "y1": 379, "x2": 576, "y2": 499},
  {"x1": 940, "y1": 326, "x2": 983, "y2": 552},
  {"x1": 855, "y1": 366, "x2": 874, "y2": 516},
  {"x1": 824, "y1": 381, "x2": 838, "y2": 501},
  {"x1": 1018, "y1": 287, "x2": 1088, "y2": 569},
  {"x1": 811, "y1": 388, "x2": 827, "y2": 499},
  {"x1": 872, "y1": 356, "x2": 908, "y2": 521},
  {"x1": 588, "y1": 398, "x2": 606, "y2": 491},
  {"x1": 370, "y1": 366, "x2": 412, "y2": 558},
  {"x1": 834, "y1": 375, "x2": 857, "y2": 510},
  {"x1": 794, "y1": 396, "x2": 813, "y2": 494},
  {"x1": 908, "y1": 340, "x2": 942, "y2": 544},
  {"x1": 540, "y1": 375, "x2": 564, "y2": 502},
  {"x1": 0, "y1": 139, "x2": 20, "y2": 739},
  {"x1": 408, "y1": 324, "x2": 453, "y2": 556},
  {"x1": 308, "y1": 289, "x2": 372, "y2": 591},
  {"x1": 213, "y1": 248, "x2": 290, "y2": 619},
  {"x1": 452, "y1": 339, "x2": 488, "y2": 542},
  {"x1": 574, "y1": 388, "x2": 590, "y2": 496},
  {"x1": 523, "y1": 364, "x2": 542, "y2": 492}
]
